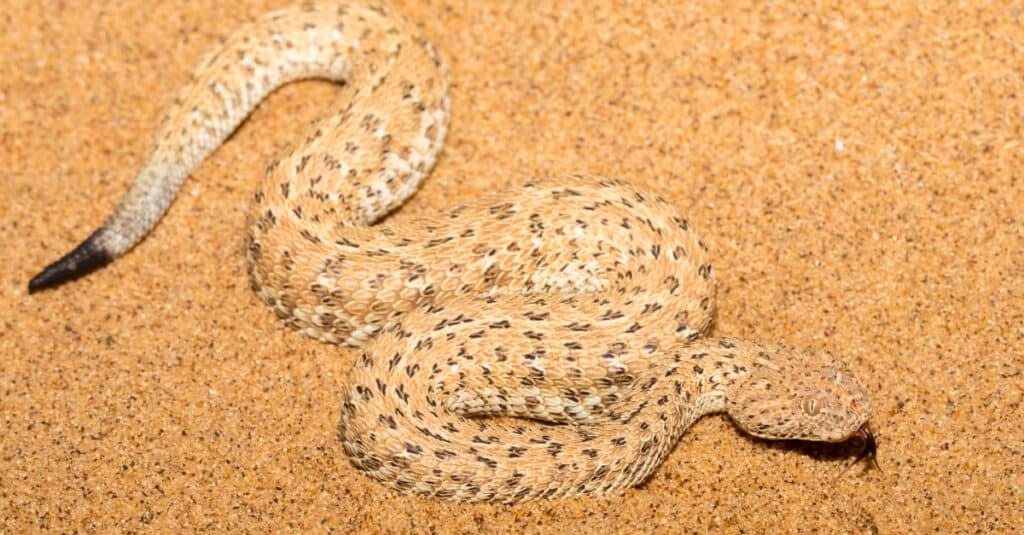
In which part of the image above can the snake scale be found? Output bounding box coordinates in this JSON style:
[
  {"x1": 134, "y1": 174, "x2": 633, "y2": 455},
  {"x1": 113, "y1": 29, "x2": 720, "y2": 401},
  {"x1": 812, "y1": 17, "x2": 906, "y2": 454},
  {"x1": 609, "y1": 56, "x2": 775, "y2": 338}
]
[{"x1": 29, "y1": 2, "x2": 875, "y2": 502}]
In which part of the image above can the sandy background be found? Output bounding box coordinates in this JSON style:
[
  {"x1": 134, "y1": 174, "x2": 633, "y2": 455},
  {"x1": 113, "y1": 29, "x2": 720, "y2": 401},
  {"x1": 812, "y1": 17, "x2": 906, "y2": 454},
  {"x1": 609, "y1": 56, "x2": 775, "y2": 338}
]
[{"x1": 2, "y1": 0, "x2": 1022, "y2": 532}]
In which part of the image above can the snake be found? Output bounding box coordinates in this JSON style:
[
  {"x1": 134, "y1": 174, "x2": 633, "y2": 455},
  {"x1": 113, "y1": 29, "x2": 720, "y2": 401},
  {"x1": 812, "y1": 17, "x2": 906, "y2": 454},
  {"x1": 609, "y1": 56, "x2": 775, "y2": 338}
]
[{"x1": 28, "y1": 1, "x2": 876, "y2": 502}]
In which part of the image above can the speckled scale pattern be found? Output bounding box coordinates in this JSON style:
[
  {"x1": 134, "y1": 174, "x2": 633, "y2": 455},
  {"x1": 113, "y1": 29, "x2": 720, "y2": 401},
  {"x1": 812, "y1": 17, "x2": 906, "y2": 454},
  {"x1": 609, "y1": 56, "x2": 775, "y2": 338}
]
[
  {"x1": 258, "y1": 175, "x2": 716, "y2": 347},
  {"x1": 34, "y1": 1, "x2": 873, "y2": 502},
  {"x1": 242, "y1": 2, "x2": 450, "y2": 343}
]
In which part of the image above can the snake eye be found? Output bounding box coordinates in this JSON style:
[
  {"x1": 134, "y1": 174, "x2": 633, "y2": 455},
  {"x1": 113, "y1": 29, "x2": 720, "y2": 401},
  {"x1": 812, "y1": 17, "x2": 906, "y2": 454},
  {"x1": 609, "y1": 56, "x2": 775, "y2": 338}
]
[{"x1": 802, "y1": 396, "x2": 821, "y2": 416}]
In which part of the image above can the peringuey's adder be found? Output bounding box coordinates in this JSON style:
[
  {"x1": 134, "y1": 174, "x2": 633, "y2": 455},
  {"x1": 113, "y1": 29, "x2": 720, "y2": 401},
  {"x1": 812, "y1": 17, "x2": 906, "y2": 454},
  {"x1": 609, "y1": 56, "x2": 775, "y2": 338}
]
[{"x1": 28, "y1": 1, "x2": 877, "y2": 502}]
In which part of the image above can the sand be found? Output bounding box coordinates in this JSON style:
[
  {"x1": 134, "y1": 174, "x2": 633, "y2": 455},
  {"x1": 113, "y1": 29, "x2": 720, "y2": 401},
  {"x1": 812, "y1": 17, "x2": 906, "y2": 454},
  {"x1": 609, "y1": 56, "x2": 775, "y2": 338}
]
[{"x1": 2, "y1": 0, "x2": 1022, "y2": 532}]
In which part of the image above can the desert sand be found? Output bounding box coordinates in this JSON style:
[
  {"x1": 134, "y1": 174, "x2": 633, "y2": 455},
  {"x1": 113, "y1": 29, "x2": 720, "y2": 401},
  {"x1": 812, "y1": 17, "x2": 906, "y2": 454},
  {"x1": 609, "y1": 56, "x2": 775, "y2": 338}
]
[{"x1": 2, "y1": 0, "x2": 1021, "y2": 532}]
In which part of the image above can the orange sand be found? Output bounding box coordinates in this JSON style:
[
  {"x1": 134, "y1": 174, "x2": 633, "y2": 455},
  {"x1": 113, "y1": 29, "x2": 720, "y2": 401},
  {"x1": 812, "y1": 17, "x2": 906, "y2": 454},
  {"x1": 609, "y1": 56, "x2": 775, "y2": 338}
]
[{"x1": 2, "y1": 1, "x2": 1021, "y2": 532}]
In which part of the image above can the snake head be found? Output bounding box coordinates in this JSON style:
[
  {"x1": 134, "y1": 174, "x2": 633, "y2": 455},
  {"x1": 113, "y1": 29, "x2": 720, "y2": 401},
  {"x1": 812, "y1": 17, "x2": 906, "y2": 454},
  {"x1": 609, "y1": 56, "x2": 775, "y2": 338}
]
[{"x1": 726, "y1": 346, "x2": 872, "y2": 444}]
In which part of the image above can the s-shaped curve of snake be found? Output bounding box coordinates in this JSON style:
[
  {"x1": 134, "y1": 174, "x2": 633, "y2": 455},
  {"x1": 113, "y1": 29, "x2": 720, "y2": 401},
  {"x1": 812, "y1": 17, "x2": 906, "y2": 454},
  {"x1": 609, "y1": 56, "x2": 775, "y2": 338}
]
[{"x1": 29, "y1": 2, "x2": 877, "y2": 502}]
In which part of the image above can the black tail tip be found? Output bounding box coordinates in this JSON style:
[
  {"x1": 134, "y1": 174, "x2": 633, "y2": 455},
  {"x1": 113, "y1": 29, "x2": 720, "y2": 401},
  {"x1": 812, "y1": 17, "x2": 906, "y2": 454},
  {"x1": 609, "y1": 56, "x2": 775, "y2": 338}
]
[{"x1": 28, "y1": 232, "x2": 113, "y2": 293}]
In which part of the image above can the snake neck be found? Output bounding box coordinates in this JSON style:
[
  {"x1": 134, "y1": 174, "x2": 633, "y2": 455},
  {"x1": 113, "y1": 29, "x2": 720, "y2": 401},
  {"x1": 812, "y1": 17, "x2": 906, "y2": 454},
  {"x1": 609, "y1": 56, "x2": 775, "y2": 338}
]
[{"x1": 657, "y1": 337, "x2": 760, "y2": 441}]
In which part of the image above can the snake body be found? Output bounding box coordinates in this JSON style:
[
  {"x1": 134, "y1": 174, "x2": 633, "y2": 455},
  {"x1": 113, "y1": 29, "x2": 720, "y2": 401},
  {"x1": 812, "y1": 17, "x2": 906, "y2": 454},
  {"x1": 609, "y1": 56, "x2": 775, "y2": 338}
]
[{"x1": 30, "y1": 2, "x2": 873, "y2": 502}]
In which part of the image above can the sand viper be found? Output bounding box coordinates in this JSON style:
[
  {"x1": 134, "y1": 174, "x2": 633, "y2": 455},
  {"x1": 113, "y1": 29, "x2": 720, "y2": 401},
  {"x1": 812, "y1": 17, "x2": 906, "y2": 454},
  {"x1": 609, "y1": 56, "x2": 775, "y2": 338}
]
[{"x1": 29, "y1": 1, "x2": 876, "y2": 502}]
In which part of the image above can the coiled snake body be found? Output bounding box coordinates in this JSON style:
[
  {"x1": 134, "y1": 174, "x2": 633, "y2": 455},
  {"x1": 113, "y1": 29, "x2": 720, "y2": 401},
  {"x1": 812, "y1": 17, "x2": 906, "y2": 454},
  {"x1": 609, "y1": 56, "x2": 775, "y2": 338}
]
[{"x1": 30, "y1": 2, "x2": 874, "y2": 502}]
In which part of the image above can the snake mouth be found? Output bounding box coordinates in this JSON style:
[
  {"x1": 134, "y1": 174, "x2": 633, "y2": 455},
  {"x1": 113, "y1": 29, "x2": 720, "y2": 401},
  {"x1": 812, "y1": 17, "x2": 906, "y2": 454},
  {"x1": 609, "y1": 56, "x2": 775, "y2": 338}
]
[{"x1": 843, "y1": 423, "x2": 882, "y2": 475}]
